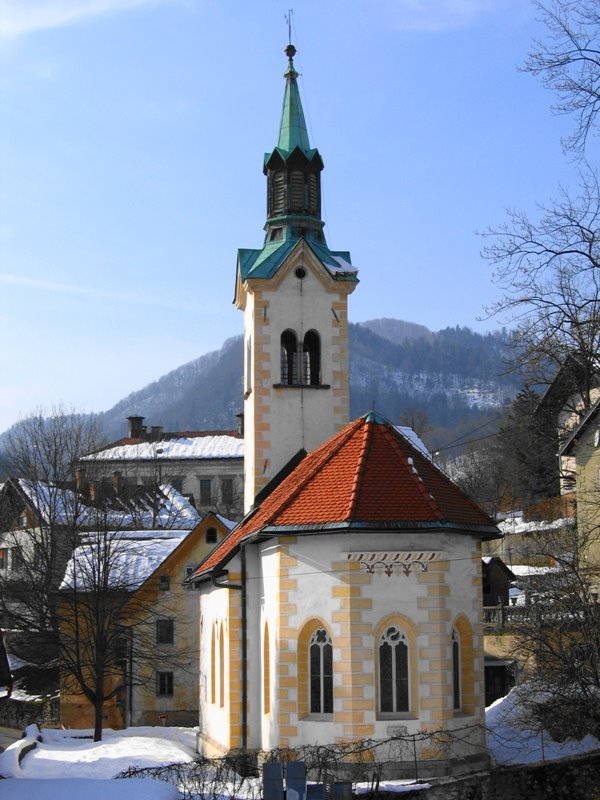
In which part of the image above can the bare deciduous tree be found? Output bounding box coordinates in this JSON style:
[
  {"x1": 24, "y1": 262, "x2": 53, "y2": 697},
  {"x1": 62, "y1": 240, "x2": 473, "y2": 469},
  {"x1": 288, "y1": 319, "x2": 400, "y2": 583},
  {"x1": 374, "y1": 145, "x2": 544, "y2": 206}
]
[
  {"x1": 0, "y1": 408, "x2": 105, "y2": 672},
  {"x1": 59, "y1": 522, "x2": 190, "y2": 742},
  {"x1": 507, "y1": 524, "x2": 600, "y2": 740},
  {"x1": 482, "y1": 167, "x2": 600, "y2": 417},
  {"x1": 0, "y1": 407, "x2": 197, "y2": 739},
  {"x1": 526, "y1": 0, "x2": 600, "y2": 158}
]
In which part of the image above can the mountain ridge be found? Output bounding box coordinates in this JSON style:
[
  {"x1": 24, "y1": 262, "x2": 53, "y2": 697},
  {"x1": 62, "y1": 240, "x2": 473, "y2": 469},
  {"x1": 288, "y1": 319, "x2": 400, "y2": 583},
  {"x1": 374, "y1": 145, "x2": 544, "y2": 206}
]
[{"x1": 1, "y1": 319, "x2": 519, "y2": 453}]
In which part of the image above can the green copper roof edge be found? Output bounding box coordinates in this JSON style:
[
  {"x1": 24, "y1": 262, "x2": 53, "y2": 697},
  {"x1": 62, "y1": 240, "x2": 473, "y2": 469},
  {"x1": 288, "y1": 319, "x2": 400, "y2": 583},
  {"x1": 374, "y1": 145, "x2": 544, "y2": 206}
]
[
  {"x1": 238, "y1": 238, "x2": 357, "y2": 282},
  {"x1": 264, "y1": 146, "x2": 320, "y2": 165}
]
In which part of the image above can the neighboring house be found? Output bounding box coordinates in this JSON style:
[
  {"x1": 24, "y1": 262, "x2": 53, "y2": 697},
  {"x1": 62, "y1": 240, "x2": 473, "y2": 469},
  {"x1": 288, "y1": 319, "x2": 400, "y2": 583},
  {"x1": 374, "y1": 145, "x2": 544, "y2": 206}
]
[
  {"x1": 560, "y1": 398, "x2": 600, "y2": 569},
  {"x1": 59, "y1": 511, "x2": 235, "y2": 730},
  {"x1": 490, "y1": 509, "x2": 576, "y2": 568},
  {"x1": 78, "y1": 416, "x2": 244, "y2": 520},
  {"x1": 534, "y1": 355, "x2": 600, "y2": 494},
  {"x1": 0, "y1": 476, "x2": 201, "y2": 708},
  {"x1": 482, "y1": 556, "x2": 514, "y2": 607},
  {"x1": 481, "y1": 557, "x2": 516, "y2": 707},
  {"x1": 0, "y1": 477, "x2": 93, "y2": 620}
]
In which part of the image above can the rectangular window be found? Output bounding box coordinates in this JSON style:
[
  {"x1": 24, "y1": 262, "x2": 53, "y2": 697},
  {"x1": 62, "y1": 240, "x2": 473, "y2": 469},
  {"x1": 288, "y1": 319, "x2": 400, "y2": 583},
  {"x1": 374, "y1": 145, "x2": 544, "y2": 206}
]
[
  {"x1": 186, "y1": 566, "x2": 201, "y2": 590},
  {"x1": 200, "y1": 479, "x2": 212, "y2": 505},
  {"x1": 157, "y1": 671, "x2": 174, "y2": 696},
  {"x1": 0, "y1": 549, "x2": 6, "y2": 570},
  {"x1": 156, "y1": 619, "x2": 174, "y2": 645},
  {"x1": 10, "y1": 547, "x2": 24, "y2": 572},
  {"x1": 205, "y1": 528, "x2": 218, "y2": 544},
  {"x1": 159, "y1": 575, "x2": 170, "y2": 591},
  {"x1": 221, "y1": 479, "x2": 233, "y2": 507}
]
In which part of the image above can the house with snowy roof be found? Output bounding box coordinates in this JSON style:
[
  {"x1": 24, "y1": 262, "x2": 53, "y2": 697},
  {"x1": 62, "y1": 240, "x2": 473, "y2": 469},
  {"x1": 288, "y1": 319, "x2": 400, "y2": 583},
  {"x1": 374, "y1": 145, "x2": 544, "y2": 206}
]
[
  {"x1": 78, "y1": 415, "x2": 244, "y2": 520},
  {"x1": 560, "y1": 397, "x2": 600, "y2": 572},
  {"x1": 189, "y1": 43, "x2": 501, "y2": 777},
  {"x1": 59, "y1": 510, "x2": 235, "y2": 731}
]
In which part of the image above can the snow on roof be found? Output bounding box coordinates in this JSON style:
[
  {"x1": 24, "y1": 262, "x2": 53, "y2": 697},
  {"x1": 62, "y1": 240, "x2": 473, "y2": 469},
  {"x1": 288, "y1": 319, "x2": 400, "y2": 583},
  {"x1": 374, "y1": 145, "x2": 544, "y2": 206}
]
[
  {"x1": 325, "y1": 254, "x2": 358, "y2": 275},
  {"x1": 17, "y1": 479, "x2": 93, "y2": 526},
  {"x1": 83, "y1": 434, "x2": 244, "y2": 462},
  {"x1": 498, "y1": 516, "x2": 575, "y2": 535},
  {"x1": 61, "y1": 529, "x2": 191, "y2": 591},
  {"x1": 395, "y1": 426, "x2": 431, "y2": 458},
  {"x1": 509, "y1": 564, "x2": 559, "y2": 577},
  {"x1": 17, "y1": 481, "x2": 199, "y2": 531},
  {"x1": 215, "y1": 513, "x2": 237, "y2": 531}
]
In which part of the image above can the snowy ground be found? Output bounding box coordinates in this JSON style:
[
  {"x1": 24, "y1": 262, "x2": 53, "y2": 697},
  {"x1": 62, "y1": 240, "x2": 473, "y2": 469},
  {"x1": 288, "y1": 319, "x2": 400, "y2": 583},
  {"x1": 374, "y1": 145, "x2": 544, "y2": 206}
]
[
  {"x1": 0, "y1": 688, "x2": 599, "y2": 798},
  {"x1": 485, "y1": 686, "x2": 600, "y2": 766}
]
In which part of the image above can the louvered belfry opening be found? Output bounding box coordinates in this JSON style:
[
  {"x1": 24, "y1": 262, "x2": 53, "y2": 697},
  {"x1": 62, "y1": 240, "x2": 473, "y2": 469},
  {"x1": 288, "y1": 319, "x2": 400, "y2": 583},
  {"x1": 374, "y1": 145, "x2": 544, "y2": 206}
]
[{"x1": 266, "y1": 150, "x2": 322, "y2": 223}]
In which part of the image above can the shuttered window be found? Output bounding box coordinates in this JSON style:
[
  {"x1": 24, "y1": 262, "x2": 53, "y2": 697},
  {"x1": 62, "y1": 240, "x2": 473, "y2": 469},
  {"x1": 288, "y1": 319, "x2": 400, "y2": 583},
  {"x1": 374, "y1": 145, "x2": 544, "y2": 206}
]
[{"x1": 290, "y1": 171, "x2": 304, "y2": 211}]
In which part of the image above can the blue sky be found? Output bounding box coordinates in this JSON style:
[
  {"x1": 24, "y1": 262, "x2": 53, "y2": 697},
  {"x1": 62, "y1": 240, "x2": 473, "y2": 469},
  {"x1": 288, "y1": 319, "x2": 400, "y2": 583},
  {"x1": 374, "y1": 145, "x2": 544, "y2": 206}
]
[{"x1": 0, "y1": 0, "x2": 590, "y2": 431}]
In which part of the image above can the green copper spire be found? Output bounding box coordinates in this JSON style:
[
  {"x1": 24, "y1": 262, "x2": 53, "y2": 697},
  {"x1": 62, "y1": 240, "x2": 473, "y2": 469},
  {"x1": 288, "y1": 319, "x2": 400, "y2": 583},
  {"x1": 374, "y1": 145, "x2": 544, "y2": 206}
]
[{"x1": 277, "y1": 44, "x2": 310, "y2": 154}]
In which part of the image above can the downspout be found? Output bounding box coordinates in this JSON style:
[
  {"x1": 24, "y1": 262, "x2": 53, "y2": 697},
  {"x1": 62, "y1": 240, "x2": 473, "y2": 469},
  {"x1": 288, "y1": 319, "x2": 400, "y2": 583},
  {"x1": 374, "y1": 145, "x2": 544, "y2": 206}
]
[{"x1": 211, "y1": 542, "x2": 248, "y2": 752}]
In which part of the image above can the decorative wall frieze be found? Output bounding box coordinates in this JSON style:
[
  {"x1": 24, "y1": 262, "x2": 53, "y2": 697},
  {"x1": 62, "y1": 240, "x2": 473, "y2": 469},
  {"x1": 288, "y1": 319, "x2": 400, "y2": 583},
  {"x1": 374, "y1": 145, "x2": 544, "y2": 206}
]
[{"x1": 345, "y1": 550, "x2": 442, "y2": 577}]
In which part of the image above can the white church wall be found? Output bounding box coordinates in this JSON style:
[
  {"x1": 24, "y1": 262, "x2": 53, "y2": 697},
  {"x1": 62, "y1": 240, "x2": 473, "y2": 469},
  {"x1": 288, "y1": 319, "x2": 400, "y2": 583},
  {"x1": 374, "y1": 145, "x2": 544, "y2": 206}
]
[{"x1": 255, "y1": 530, "x2": 484, "y2": 753}]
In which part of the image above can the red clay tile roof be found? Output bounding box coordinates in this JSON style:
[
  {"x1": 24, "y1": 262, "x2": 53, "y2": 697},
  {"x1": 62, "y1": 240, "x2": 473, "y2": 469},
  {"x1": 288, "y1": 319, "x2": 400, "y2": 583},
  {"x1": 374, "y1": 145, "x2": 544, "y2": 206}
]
[{"x1": 192, "y1": 412, "x2": 499, "y2": 579}]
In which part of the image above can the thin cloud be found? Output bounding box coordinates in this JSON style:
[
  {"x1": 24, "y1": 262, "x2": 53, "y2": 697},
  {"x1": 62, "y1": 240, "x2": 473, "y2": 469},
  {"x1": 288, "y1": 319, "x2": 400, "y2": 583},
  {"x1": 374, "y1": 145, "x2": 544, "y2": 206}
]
[
  {"x1": 0, "y1": 272, "x2": 201, "y2": 312},
  {"x1": 386, "y1": 0, "x2": 512, "y2": 32},
  {"x1": 0, "y1": 0, "x2": 176, "y2": 39}
]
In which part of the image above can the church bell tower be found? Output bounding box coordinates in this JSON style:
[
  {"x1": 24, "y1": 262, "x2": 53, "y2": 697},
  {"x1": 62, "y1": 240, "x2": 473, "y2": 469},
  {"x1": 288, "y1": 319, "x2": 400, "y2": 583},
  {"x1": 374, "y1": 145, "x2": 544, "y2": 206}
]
[{"x1": 235, "y1": 44, "x2": 358, "y2": 512}]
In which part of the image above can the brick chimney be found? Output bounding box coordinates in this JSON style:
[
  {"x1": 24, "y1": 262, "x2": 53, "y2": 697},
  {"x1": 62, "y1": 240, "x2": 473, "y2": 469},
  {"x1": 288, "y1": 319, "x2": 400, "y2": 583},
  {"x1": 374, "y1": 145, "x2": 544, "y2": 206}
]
[
  {"x1": 127, "y1": 416, "x2": 146, "y2": 439},
  {"x1": 236, "y1": 412, "x2": 244, "y2": 436}
]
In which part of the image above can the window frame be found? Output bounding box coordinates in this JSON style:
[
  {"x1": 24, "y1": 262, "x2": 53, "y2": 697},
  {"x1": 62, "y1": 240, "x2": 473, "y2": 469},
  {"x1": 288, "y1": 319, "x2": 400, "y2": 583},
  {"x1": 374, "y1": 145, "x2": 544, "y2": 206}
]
[
  {"x1": 378, "y1": 624, "x2": 410, "y2": 716},
  {"x1": 159, "y1": 574, "x2": 171, "y2": 592},
  {"x1": 156, "y1": 618, "x2": 174, "y2": 645},
  {"x1": 452, "y1": 629, "x2": 461, "y2": 711},
  {"x1": 199, "y1": 479, "x2": 212, "y2": 506},
  {"x1": 156, "y1": 671, "x2": 174, "y2": 696},
  {"x1": 308, "y1": 628, "x2": 333, "y2": 716}
]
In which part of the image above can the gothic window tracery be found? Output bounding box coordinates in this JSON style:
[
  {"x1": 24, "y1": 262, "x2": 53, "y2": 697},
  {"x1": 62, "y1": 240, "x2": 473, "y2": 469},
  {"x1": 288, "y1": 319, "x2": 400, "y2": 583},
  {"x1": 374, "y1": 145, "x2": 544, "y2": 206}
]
[
  {"x1": 309, "y1": 628, "x2": 333, "y2": 714},
  {"x1": 379, "y1": 625, "x2": 409, "y2": 714}
]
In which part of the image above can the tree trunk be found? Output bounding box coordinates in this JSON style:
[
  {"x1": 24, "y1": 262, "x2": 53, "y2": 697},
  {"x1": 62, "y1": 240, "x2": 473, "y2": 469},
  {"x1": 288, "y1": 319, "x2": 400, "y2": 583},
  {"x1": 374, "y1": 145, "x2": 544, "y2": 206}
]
[{"x1": 94, "y1": 699, "x2": 104, "y2": 742}]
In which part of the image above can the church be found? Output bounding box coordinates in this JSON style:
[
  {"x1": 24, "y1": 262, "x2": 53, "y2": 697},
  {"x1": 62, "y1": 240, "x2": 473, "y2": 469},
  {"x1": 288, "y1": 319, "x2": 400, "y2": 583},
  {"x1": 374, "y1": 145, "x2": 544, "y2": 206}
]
[{"x1": 191, "y1": 43, "x2": 499, "y2": 776}]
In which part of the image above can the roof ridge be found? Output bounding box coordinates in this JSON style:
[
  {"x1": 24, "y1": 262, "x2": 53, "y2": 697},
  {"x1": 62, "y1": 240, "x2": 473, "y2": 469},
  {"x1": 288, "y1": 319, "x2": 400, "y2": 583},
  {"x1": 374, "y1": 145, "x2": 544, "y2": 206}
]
[
  {"x1": 259, "y1": 417, "x2": 365, "y2": 526},
  {"x1": 346, "y1": 418, "x2": 373, "y2": 520},
  {"x1": 384, "y1": 424, "x2": 444, "y2": 521}
]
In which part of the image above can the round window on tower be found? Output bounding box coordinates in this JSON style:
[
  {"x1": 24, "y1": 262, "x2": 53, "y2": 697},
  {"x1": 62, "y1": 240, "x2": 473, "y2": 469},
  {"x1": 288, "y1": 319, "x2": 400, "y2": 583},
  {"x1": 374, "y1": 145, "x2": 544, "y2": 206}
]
[{"x1": 295, "y1": 267, "x2": 306, "y2": 280}]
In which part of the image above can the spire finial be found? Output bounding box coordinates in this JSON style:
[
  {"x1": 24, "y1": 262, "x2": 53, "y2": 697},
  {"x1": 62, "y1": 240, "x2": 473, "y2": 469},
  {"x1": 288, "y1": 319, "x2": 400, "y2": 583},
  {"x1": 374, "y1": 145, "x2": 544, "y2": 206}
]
[{"x1": 285, "y1": 9, "x2": 293, "y2": 46}]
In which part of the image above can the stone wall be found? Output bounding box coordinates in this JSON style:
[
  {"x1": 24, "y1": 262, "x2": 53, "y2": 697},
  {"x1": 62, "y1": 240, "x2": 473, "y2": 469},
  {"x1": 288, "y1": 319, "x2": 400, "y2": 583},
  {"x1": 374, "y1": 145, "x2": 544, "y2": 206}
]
[{"x1": 414, "y1": 750, "x2": 600, "y2": 800}]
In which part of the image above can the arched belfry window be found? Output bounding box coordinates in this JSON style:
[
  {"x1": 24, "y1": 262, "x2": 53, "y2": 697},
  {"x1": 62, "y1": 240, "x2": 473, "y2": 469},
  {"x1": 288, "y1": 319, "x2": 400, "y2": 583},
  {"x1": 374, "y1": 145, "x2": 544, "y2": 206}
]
[
  {"x1": 302, "y1": 330, "x2": 321, "y2": 386},
  {"x1": 379, "y1": 625, "x2": 409, "y2": 714},
  {"x1": 452, "y1": 629, "x2": 461, "y2": 710},
  {"x1": 309, "y1": 628, "x2": 333, "y2": 714},
  {"x1": 281, "y1": 330, "x2": 298, "y2": 385}
]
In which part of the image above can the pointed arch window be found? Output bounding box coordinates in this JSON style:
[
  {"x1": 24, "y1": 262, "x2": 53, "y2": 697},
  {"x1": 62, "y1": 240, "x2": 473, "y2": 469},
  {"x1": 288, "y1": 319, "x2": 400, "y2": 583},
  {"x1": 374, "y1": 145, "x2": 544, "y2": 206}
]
[
  {"x1": 219, "y1": 622, "x2": 225, "y2": 708},
  {"x1": 379, "y1": 625, "x2": 409, "y2": 714},
  {"x1": 210, "y1": 624, "x2": 216, "y2": 704},
  {"x1": 309, "y1": 628, "x2": 333, "y2": 714},
  {"x1": 302, "y1": 330, "x2": 321, "y2": 386},
  {"x1": 452, "y1": 629, "x2": 461, "y2": 711},
  {"x1": 263, "y1": 623, "x2": 271, "y2": 715},
  {"x1": 281, "y1": 330, "x2": 299, "y2": 385}
]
